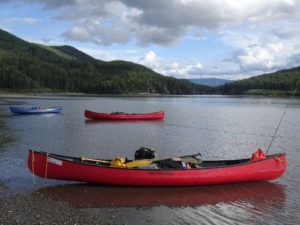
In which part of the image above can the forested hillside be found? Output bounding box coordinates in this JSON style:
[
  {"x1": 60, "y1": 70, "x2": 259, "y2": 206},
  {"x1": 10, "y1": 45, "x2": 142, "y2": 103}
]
[
  {"x1": 1, "y1": 28, "x2": 299, "y2": 96},
  {"x1": 0, "y1": 29, "x2": 210, "y2": 94},
  {"x1": 217, "y1": 67, "x2": 300, "y2": 95}
]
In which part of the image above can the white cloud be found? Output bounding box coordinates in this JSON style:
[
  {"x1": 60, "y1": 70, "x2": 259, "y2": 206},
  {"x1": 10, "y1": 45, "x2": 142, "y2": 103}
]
[
  {"x1": 4, "y1": 0, "x2": 300, "y2": 78},
  {"x1": 25, "y1": 0, "x2": 300, "y2": 47},
  {"x1": 136, "y1": 26, "x2": 187, "y2": 46},
  {"x1": 268, "y1": 42, "x2": 283, "y2": 53},
  {"x1": 152, "y1": 58, "x2": 244, "y2": 80},
  {"x1": 6, "y1": 17, "x2": 41, "y2": 25},
  {"x1": 189, "y1": 32, "x2": 207, "y2": 40},
  {"x1": 227, "y1": 41, "x2": 289, "y2": 74},
  {"x1": 220, "y1": 19, "x2": 300, "y2": 75},
  {"x1": 64, "y1": 26, "x2": 91, "y2": 42},
  {"x1": 236, "y1": 45, "x2": 274, "y2": 72},
  {"x1": 139, "y1": 51, "x2": 160, "y2": 67},
  {"x1": 170, "y1": 62, "x2": 179, "y2": 69},
  {"x1": 79, "y1": 47, "x2": 141, "y2": 62},
  {"x1": 79, "y1": 48, "x2": 117, "y2": 61},
  {"x1": 63, "y1": 17, "x2": 134, "y2": 45}
]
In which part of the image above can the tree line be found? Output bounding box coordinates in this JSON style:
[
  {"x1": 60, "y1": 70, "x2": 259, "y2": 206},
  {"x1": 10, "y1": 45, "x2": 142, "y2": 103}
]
[
  {"x1": 216, "y1": 67, "x2": 300, "y2": 95},
  {"x1": 0, "y1": 28, "x2": 207, "y2": 94},
  {"x1": 1, "y1": 28, "x2": 299, "y2": 96}
]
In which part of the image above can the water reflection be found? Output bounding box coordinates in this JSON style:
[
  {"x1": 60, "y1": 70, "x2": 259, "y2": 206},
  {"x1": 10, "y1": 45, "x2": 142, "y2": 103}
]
[
  {"x1": 0, "y1": 118, "x2": 14, "y2": 152},
  {"x1": 35, "y1": 182, "x2": 285, "y2": 209},
  {"x1": 9, "y1": 113, "x2": 63, "y2": 118}
]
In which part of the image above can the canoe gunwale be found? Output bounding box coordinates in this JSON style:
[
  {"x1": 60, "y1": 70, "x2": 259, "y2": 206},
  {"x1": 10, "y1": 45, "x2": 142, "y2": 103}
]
[
  {"x1": 84, "y1": 110, "x2": 164, "y2": 120},
  {"x1": 28, "y1": 149, "x2": 286, "y2": 171}
]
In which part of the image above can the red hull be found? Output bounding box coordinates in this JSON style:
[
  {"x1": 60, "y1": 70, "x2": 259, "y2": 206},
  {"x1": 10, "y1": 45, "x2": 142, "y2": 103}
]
[
  {"x1": 28, "y1": 150, "x2": 287, "y2": 186},
  {"x1": 84, "y1": 110, "x2": 164, "y2": 120}
]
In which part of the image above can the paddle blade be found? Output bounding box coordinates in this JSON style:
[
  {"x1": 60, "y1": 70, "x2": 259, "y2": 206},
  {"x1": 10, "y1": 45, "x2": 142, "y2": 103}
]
[{"x1": 126, "y1": 159, "x2": 153, "y2": 168}]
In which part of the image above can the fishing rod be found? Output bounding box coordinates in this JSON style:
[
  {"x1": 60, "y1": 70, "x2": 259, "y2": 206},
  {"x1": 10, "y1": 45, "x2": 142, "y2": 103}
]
[{"x1": 266, "y1": 89, "x2": 297, "y2": 155}]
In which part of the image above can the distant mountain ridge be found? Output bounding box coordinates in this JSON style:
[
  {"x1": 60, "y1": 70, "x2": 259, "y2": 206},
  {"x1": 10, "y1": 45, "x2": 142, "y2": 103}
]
[
  {"x1": 0, "y1": 28, "x2": 210, "y2": 94},
  {"x1": 189, "y1": 78, "x2": 233, "y2": 87}
]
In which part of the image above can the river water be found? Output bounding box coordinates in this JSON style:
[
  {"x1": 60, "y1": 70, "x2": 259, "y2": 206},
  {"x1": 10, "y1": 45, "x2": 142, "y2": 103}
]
[{"x1": 0, "y1": 95, "x2": 299, "y2": 224}]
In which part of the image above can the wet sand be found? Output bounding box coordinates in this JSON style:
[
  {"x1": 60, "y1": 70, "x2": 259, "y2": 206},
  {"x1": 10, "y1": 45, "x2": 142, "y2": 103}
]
[{"x1": 0, "y1": 183, "x2": 118, "y2": 225}]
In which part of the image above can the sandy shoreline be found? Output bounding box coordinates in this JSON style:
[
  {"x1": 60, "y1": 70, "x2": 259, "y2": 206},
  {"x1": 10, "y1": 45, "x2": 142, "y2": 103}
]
[{"x1": 0, "y1": 182, "x2": 119, "y2": 225}]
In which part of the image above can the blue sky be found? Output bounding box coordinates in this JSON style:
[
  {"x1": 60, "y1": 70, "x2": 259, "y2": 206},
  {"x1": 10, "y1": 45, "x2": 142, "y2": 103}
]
[{"x1": 1, "y1": 0, "x2": 300, "y2": 80}]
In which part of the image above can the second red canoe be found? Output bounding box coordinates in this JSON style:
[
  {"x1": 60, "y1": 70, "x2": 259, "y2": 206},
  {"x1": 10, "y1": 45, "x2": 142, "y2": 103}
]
[{"x1": 85, "y1": 110, "x2": 164, "y2": 120}]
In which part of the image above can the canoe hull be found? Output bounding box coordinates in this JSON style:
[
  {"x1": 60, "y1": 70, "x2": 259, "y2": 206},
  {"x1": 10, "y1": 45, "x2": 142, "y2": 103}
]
[
  {"x1": 84, "y1": 110, "x2": 164, "y2": 120},
  {"x1": 10, "y1": 106, "x2": 62, "y2": 114},
  {"x1": 28, "y1": 150, "x2": 287, "y2": 186}
]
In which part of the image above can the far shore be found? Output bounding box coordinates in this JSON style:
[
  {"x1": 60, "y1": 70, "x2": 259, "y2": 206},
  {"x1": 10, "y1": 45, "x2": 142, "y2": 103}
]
[
  {"x1": 0, "y1": 92, "x2": 298, "y2": 103},
  {"x1": 0, "y1": 92, "x2": 221, "y2": 100}
]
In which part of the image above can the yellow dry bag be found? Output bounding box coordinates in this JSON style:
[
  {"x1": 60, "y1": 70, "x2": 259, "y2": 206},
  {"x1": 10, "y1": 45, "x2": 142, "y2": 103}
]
[{"x1": 110, "y1": 157, "x2": 126, "y2": 168}]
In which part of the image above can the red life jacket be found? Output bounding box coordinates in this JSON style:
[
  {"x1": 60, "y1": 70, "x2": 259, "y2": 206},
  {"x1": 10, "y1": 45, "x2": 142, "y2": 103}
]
[{"x1": 250, "y1": 149, "x2": 266, "y2": 161}]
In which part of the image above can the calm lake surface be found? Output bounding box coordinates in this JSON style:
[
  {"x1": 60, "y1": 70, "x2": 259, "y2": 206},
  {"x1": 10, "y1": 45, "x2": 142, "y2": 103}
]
[{"x1": 0, "y1": 95, "x2": 300, "y2": 225}]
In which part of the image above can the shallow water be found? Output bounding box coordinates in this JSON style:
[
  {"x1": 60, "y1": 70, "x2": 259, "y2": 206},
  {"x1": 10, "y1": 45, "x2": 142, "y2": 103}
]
[{"x1": 0, "y1": 95, "x2": 300, "y2": 224}]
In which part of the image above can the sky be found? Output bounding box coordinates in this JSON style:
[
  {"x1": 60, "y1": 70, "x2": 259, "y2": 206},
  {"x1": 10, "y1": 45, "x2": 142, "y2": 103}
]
[{"x1": 1, "y1": 0, "x2": 300, "y2": 80}]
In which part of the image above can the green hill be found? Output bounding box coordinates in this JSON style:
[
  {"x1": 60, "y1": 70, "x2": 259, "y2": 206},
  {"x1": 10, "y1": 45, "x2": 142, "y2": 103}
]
[
  {"x1": 0, "y1": 28, "x2": 210, "y2": 94},
  {"x1": 52, "y1": 45, "x2": 96, "y2": 62},
  {"x1": 218, "y1": 67, "x2": 300, "y2": 95}
]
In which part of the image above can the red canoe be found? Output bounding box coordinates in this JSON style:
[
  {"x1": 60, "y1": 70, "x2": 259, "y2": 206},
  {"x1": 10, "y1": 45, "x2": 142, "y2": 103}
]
[
  {"x1": 84, "y1": 110, "x2": 164, "y2": 120},
  {"x1": 28, "y1": 149, "x2": 287, "y2": 186}
]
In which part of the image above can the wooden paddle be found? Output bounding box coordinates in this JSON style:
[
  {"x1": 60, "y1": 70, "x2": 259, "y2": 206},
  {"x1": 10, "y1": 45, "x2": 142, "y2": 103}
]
[
  {"x1": 126, "y1": 159, "x2": 154, "y2": 168},
  {"x1": 80, "y1": 157, "x2": 110, "y2": 164},
  {"x1": 80, "y1": 153, "x2": 201, "y2": 168},
  {"x1": 126, "y1": 153, "x2": 202, "y2": 168}
]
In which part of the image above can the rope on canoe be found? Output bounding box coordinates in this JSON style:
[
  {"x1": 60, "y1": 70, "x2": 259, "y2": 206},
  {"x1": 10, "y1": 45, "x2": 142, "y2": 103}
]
[
  {"x1": 31, "y1": 150, "x2": 36, "y2": 184},
  {"x1": 44, "y1": 153, "x2": 49, "y2": 179}
]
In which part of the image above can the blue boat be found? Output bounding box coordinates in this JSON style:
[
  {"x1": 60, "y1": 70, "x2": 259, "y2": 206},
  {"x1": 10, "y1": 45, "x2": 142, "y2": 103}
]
[{"x1": 10, "y1": 106, "x2": 62, "y2": 114}]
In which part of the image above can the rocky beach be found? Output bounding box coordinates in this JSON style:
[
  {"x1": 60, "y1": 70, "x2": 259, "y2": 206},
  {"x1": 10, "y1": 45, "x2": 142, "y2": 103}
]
[{"x1": 0, "y1": 183, "x2": 123, "y2": 225}]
